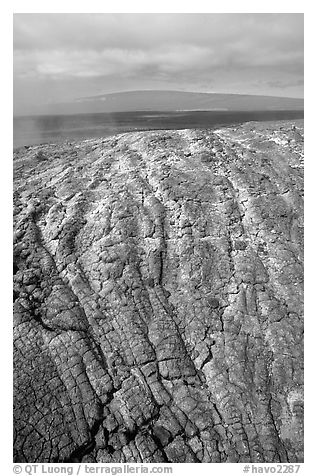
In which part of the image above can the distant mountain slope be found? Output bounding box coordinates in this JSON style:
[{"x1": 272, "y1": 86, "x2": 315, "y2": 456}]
[{"x1": 40, "y1": 90, "x2": 304, "y2": 115}]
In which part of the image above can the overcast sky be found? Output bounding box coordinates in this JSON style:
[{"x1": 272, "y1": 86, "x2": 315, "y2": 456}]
[{"x1": 13, "y1": 13, "x2": 304, "y2": 115}]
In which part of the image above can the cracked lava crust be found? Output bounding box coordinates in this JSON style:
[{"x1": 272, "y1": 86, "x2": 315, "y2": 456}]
[{"x1": 13, "y1": 120, "x2": 304, "y2": 463}]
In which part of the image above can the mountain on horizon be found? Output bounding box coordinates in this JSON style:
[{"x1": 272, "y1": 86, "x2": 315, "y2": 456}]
[{"x1": 20, "y1": 90, "x2": 304, "y2": 116}]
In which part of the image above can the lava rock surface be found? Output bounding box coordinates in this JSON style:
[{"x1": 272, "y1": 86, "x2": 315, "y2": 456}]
[{"x1": 13, "y1": 120, "x2": 304, "y2": 463}]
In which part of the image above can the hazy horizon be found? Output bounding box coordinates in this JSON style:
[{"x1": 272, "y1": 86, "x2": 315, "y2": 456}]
[
  {"x1": 13, "y1": 90, "x2": 304, "y2": 119},
  {"x1": 14, "y1": 13, "x2": 304, "y2": 116}
]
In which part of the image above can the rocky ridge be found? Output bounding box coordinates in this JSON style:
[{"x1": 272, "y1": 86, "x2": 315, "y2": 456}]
[{"x1": 13, "y1": 120, "x2": 304, "y2": 463}]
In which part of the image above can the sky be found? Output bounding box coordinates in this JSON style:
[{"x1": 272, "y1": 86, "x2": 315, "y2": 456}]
[{"x1": 13, "y1": 13, "x2": 304, "y2": 115}]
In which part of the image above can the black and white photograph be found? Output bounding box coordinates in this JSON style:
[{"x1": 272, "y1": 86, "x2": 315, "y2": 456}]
[{"x1": 12, "y1": 8, "x2": 304, "y2": 468}]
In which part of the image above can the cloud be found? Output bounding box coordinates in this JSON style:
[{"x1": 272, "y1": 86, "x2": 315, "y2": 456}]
[
  {"x1": 13, "y1": 13, "x2": 303, "y2": 53},
  {"x1": 13, "y1": 13, "x2": 304, "y2": 113},
  {"x1": 14, "y1": 45, "x2": 217, "y2": 80},
  {"x1": 265, "y1": 78, "x2": 304, "y2": 89},
  {"x1": 14, "y1": 13, "x2": 303, "y2": 78}
]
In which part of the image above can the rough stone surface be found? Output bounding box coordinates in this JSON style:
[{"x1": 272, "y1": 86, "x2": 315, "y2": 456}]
[{"x1": 13, "y1": 120, "x2": 304, "y2": 463}]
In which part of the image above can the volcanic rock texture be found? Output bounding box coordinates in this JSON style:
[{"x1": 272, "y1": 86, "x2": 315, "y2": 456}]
[{"x1": 13, "y1": 120, "x2": 304, "y2": 463}]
